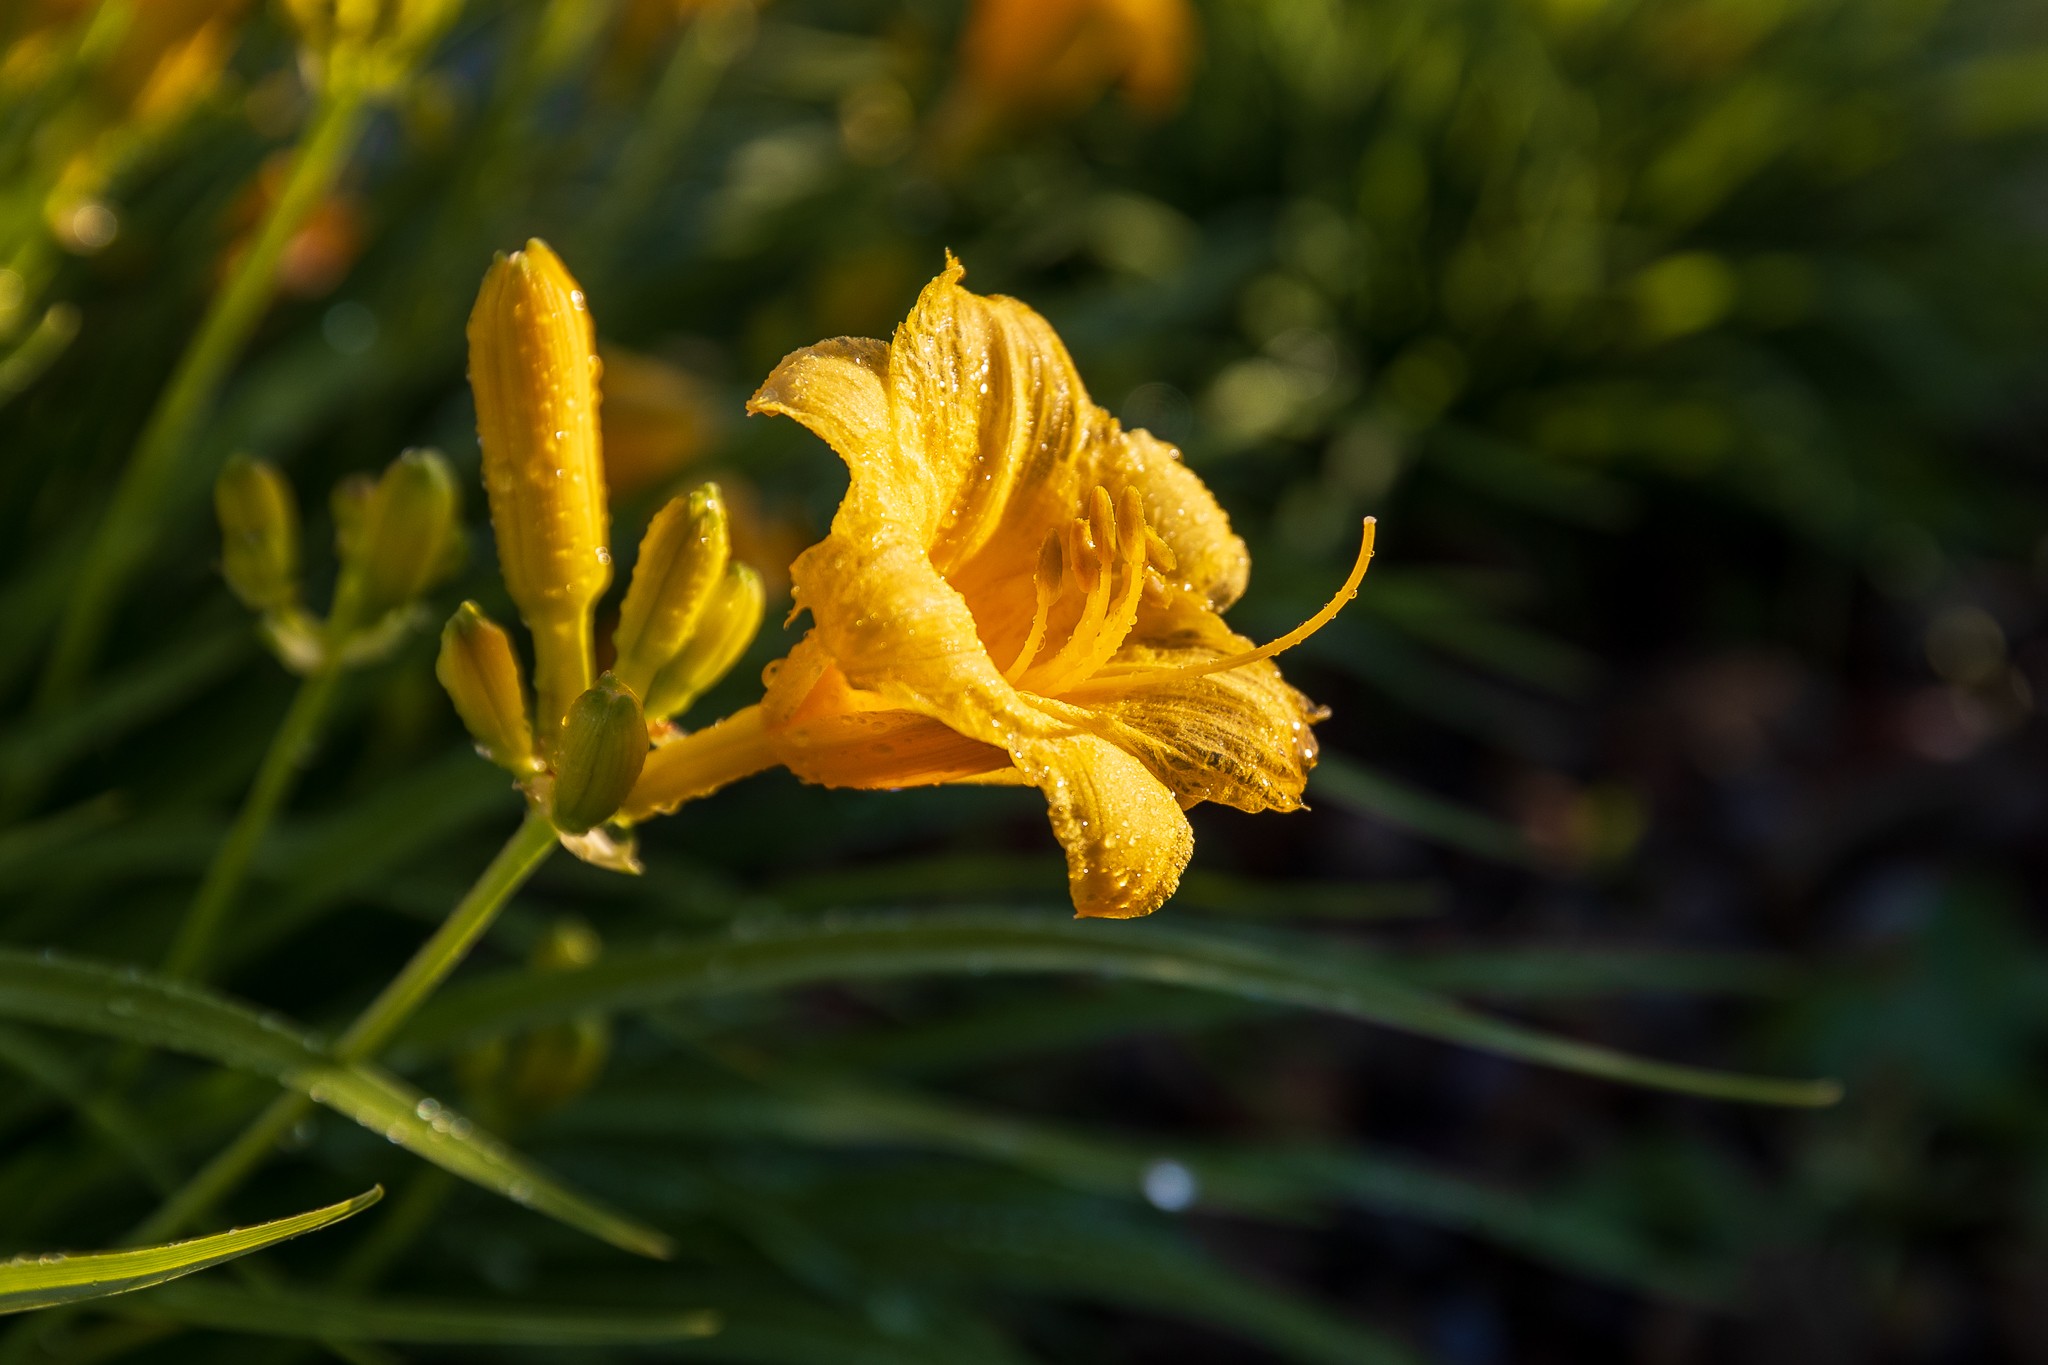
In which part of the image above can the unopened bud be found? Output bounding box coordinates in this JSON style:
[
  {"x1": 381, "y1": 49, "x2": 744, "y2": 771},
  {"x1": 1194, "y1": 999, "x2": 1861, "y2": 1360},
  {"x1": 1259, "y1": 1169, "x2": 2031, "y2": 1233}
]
[
  {"x1": 216, "y1": 456, "x2": 300, "y2": 612},
  {"x1": 437, "y1": 602, "x2": 537, "y2": 774},
  {"x1": 550, "y1": 673, "x2": 647, "y2": 835},
  {"x1": 467, "y1": 239, "x2": 608, "y2": 735},
  {"x1": 456, "y1": 917, "x2": 609, "y2": 1117},
  {"x1": 344, "y1": 447, "x2": 460, "y2": 622},
  {"x1": 331, "y1": 472, "x2": 374, "y2": 564},
  {"x1": 645, "y1": 563, "x2": 764, "y2": 722},
  {"x1": 612, "y1": 484, "x2": 728, "y2": 698},
  {"x1": 284, "y1": 0, "x2": 461, "y2": 95}
]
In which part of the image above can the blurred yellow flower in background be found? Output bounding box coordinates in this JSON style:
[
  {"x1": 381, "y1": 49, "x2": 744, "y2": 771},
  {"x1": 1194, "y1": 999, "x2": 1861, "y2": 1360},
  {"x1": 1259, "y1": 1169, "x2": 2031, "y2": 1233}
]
[
  {"x1": 627, "y1": 258, "x2": 1372, "y2": 919},
  {"x1": 957, "y1": 0, "x2": 1195, "y2": 121},
  {"x1": 597, "y1": 344, "x2": 717, "y2": 500}
]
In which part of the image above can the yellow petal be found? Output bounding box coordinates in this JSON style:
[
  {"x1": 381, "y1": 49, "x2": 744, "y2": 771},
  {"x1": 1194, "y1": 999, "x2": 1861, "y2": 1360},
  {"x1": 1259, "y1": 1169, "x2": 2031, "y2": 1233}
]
[
  {"x1": 1015, "y1": 732, "x2": 1193, "y2": 918},
  {"x1": 747, "y1": 337, "x2": 894, "y2": 503},
  {"x1": 1062, "y1": 601, "x2": 1322, "y2": 813}
]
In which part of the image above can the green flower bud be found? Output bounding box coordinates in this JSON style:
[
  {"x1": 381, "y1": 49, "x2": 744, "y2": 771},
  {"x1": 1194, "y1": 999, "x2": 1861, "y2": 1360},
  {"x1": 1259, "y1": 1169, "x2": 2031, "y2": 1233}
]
[
  {"x1": 436, "y1": 602, "x2": 537, "y2": 774},
  {"x1": 611, "y1": 484, "x2": 729, "y2": 698},
  {"x1": 550, "y1": 672, "x2": 647, "y2": 835},
  {"x1": 456, "y1": 917, "x2": 609, "y2": 1118},
  {"x1": 330, "y1": 472, "x2": 375, "y2": 565},
  {"x1": 646, "y1": 563, "x2": 764, "y2": 722},
  {"x1": 344, "y1": 448, "x2": 461, "y2": 623},
  {"x1": 284, "y1": 0, "x2": 462, "y2": 96},
  {"x1": 215, "y1": 456, "x2": 300, "y2": 613}
]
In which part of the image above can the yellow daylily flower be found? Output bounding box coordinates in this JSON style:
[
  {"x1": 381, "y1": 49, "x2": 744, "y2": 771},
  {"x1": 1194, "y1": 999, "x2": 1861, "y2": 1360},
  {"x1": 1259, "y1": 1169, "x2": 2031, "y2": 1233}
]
[{"x1": 625, "y1": 257, "x2": 1373, "y2": 919}]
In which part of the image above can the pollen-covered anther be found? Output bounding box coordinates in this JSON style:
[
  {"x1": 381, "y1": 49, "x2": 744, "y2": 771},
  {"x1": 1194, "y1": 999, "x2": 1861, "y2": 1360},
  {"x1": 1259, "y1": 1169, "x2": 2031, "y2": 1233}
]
[
  {"x1": 1015, "y1": 485, "x2": 1153, "y2": 697},
  {"x1": 1004, "y1": 531, "x2": 1067, "y2": 680},
  {"x1": 1071, "y1": 517, "x2": 1378, "y2": 700}
]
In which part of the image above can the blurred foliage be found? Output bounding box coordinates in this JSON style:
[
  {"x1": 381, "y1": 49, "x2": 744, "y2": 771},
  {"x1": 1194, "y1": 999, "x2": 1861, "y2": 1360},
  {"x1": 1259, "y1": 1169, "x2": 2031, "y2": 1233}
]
[{"x1": 1, "y1": 0, "x2": 2045, "y2": 1361}]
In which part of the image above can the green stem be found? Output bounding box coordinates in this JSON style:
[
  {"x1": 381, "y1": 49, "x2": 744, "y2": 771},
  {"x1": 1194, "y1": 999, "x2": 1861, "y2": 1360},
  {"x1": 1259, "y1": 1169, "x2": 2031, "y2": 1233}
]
[
  {"x1": 37, "y1": 87, "x2": 368, "y2": 708},
  {"x1": 126, "y1": 809, "x2": 559, "y2": 1247},
  {"x1": 579, "y1": 2, "x2": 752, "y2": 278},
  {"x1": 160, "y1": 661, "x2": 347, "y2": 983}
]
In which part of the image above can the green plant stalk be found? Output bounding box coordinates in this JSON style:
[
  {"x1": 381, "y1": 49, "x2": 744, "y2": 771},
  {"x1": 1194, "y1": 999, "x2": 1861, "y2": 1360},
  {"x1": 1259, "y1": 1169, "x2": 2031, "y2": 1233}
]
[
  {"x1": 579, "y1": 2, "x2": 750, "y2": 275},
  {"x1": 160, "y1": 660, "x2": 347, "y2": 984},
  {"x1": 37, "y1": 88, "x2": 368, "y2": 709},
  {"x1": 127, "y1": 809, "x2": 559, "y2": 1247}
]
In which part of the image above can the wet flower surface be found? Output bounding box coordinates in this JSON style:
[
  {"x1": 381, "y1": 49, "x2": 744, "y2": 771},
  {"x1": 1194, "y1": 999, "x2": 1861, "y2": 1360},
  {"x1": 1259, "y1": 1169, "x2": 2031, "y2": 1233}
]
[{"x1": 629, "y1": 257, "x2": 1370, "y2": 918}]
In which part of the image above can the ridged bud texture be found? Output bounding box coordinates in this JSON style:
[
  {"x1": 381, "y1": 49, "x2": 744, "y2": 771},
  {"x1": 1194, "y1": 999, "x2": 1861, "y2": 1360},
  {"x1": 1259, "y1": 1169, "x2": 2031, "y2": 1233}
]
[
  {"x1": 550, "y1": 673, "x2": 648, "y2": 835},
  {"x1": 215, "y1": 456, "x2": 300, "y2": 613},
  {"x1": 350, "y1": 447, "x2": 459, "y2": 621},
  {"x1": 646, "y1": 563, "x2": 765, "y2": 722},
  {"x1": 612, "y1": 484, "x2": 729, "y2": 698},
  {"x1": 436, "y1": 602, "x2": 537, "y2": 774}
]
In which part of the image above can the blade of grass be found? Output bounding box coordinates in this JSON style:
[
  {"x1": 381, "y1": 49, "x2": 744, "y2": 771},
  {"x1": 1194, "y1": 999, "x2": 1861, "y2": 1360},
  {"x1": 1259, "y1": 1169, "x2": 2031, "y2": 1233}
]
[
  {"x1": 403, "y1": 909, "x2": 1841, "y2": 1105},
  {"x1": 0, "y1": 1188, "x2": 381, "y2": 1314},
  {"x1": 0, "y1": 945, "x2": 670, "y2": 1259},
  {"x1": 1311, "y1": 754, "x2": 1534, "y2": 864}
]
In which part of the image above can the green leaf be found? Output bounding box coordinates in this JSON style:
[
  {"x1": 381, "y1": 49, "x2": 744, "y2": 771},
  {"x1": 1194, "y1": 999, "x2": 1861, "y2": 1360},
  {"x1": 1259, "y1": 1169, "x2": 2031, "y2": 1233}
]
[
  {"x1": 0, "y1": 626, "x2": 249, "y2": 792},
  {"x1": 564, "y1": 1077, "x2": 1731, "y2": 1302},
  {"x1": 1311, "y1": 756, "x2": 1535, "y2": 864},
  {"x1": 405, "y1": 910, "x2": 1841, "y2": 1105},
  {"x1": 0, "y1": 1188, "x2": 380, "y2": 1314},
  {"x1": 797, "y1": 1175, "x2": 1423, "y2": 1365},
  {"x1": 132, "y1": 1282, "x2": 719, "y2": 1345},
  {"x1": 0, "y1": 949, "x2": 672, "y2": 1259},
  {"x1": 134, "y1": 1281, "x2": 992, "y2": 1364}
]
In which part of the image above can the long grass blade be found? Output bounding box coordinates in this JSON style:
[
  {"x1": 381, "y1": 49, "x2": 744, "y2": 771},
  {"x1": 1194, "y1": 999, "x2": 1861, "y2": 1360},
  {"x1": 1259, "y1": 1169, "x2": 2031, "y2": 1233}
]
[
  {"x1": 0, "y1": 1189, "x2": 380, "y2": 1314},
  {"x1": 0, "y1": 949, "x2": 672, "y2": 1258},
  {"x1": 404, "y1": 909, "x2": 1840, "y2": 1105}
]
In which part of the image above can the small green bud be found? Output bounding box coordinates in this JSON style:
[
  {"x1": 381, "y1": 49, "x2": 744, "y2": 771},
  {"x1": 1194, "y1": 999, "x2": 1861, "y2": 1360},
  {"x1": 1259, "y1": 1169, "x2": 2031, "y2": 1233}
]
[
  {"x1": 456, "y1": 917, "x2": 609, "y2": 1117},
  {"x1": 436, "y1": 602, "x2": 537, "y2": 774},
  {"x1": 646, "y1": 563, "x2": 765, "y2": 722},
  {"x1": 345, "y1": 448, "x2": 461, "y2": 622},
  {"x1": 331, "y1": 473, "x2": 375, "y2": 565},
  {"x1": 215, "y1": 456, "x2": 300, "y2": 613},
  {"x1": 550, "y1": 672, "x2": 648, "y2": 835},
  {"x1": 612, "y1": 484, "x2": 729, "y2": 697}
]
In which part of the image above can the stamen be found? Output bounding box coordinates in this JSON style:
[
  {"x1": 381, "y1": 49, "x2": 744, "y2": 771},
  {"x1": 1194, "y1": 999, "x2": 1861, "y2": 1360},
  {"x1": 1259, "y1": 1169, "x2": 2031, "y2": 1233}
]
[
  {"x1": 1030, "y1": 506, "x2": 1116, "y2": 688},
  {"x1": 1004, "y1": 531, "x2": 1066, "y2": 680},
  {"x1": 1143, "y1": 528, "x2": 1176, "y2": 575},
  {"x1": 1067, "y1": 518, "x2": 1377, "y2": 700},
  {"x1": 1026, "y1": 487, "x2": 1150, "y2": 696}
]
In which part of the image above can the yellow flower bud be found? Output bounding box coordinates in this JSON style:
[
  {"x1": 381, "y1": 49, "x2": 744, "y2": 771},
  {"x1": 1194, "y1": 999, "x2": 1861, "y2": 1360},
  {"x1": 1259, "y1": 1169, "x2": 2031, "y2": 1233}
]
[
  {"x1": 343, "y1": 447, "x2": 461, "y2": 622},
  {"x1": 611, "y1": 484, "x2": 729, "y2": 698},
  {"x1": 215, "y1": 455, "x2": 300, "y2": 613},
  {"x1": 467, "y1": 239, "x2": 610, "y2": 738},
  {"x1": 550, "y1": 673, "x2": 647, "y2": 835},
  {"x1": 436, "y1": 602, "x2": 537, "y2": 775},
  {"x1": 645, "y1": 563, "x2": 764, "y2": 722}
]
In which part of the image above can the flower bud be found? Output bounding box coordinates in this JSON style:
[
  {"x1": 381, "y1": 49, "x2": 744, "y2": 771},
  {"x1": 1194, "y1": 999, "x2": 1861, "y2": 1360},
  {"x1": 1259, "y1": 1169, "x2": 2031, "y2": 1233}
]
[
  {"x1": 467, "y1": 239, "x2": 609, "y2": 735},
  {"x1": 284, "y1": 0, "x2": 461, "y2": 95},
  {"x1": 611, "y1": 484, "x2": 729, "y2": 698},
  {"x1": 344, "y1": 447, "x2": 461, "y2": 622},
  {"x1": 550, "y1": 673, "x2": 647, "y2": 835},
  {"x1": 215, "y1": 456, "x2": 300, "y2": 613},
  {"x1": 436, "y1": 602, "x2": 537, "y2": 774},
  {"x1": 645, "y1": 563, "x2": 765, "y2": 722},
  {"x1": 456, "y1": 918, "x2": 609, "y2": 1118}
]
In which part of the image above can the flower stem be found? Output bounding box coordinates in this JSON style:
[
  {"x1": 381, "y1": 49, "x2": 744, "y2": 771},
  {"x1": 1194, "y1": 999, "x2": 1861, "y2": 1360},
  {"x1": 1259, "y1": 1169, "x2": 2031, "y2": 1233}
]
[
  {"x1": 126, "y1": 808, "x2": 559, "y2": 1247},
  {"x1": 37, "y1": 87, "x2": 368, "y2": 709},
  {"x1": 159, "y1": 660, "x2": 347, "y2": 983}
]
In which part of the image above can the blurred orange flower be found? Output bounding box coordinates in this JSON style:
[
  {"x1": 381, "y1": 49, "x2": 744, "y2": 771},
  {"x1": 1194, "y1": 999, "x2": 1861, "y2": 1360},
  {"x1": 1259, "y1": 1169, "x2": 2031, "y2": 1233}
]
[
  {"x1": 218, "y1": 154, "x2": 364, "y2": 298},
  {"x1": 597, "y1": 344, "x2": 716, "y2": 501},
  {"x1": 957, "y1": 0, "x2": 1195, "y2": 121}
]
